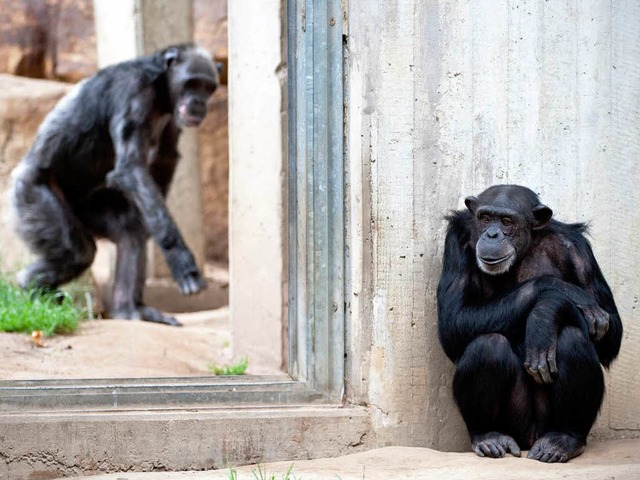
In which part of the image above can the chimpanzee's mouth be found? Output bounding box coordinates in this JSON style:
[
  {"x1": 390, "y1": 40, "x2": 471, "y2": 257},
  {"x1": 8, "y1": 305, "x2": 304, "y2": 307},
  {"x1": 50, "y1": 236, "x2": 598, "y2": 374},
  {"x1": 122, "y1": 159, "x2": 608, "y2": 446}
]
[
  {"x1": 179, "y1": 114, "x2": 203, "y2": 127},
  {"x1": 178, "y1": 104, "x2": 205, "y2": 127},
  {"x1": 480, "y1": 255, "x2": 511, "y2": 265}
]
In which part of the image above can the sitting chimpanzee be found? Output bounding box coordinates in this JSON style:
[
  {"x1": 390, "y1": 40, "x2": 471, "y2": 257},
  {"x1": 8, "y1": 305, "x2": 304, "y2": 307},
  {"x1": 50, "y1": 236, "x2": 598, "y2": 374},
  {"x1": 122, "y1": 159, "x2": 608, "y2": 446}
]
[
  {"x1": 437, "y1": 184, "x2": 622, "y2": 463},
  {"x1": 11, "y1": 44, "x2": 219, "y2": 326}
]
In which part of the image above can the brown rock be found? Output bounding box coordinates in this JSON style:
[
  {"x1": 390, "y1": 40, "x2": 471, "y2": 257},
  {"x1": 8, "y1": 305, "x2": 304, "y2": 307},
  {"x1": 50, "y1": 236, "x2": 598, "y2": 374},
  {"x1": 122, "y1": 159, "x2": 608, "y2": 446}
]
[
  {"x1": 50, "y1": 0, "x2": 97, "y2": 82},
  {"x1": 0, "y1": 0, "x2": 53, "y2": 79},
  {"x1": 200, "y1": 85, "x2": 229, "y2": 263},
  {"x1": 194, "y1": 0, "x2": 228, "y2": 54},
  {"x1": 0, "y1": 74, "x2": 72, "y2": 273},
  {"x1": 194, "y1": 0, "x2": 229, "y2": 263},
  {"x1": 0, "y1": 0, "x2": 97, "y2": 82}
]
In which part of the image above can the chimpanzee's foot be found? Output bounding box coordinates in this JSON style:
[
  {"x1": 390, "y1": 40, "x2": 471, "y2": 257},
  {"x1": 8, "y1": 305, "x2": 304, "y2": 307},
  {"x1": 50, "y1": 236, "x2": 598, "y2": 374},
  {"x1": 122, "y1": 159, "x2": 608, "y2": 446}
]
[
  {"x1": 139, "y1": 306, "x2": 182, "y2": 326},
  {"x1": 109, "y1": 305, "x2": 182, "y2": 326},
  {"x1": 527, "y1": 432, "x2": 585, "y2": 463},
  {"x1": 471, "y1": 432, "x2": 522, "y2": 458}
]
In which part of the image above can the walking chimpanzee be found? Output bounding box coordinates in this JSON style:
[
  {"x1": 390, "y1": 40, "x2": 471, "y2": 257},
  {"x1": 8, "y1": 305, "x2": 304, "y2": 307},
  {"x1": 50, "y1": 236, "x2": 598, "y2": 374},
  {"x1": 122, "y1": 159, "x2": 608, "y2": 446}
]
[{"x1": 12, "y1": 44, "x2": 219, "y2": 326}]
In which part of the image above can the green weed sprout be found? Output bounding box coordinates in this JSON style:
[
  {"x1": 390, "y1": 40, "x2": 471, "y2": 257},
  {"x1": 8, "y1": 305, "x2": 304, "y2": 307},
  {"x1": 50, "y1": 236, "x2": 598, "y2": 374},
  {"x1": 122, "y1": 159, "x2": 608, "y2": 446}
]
[{"x1": 208, "y1": 357, "x2": 250, "y2": 375}]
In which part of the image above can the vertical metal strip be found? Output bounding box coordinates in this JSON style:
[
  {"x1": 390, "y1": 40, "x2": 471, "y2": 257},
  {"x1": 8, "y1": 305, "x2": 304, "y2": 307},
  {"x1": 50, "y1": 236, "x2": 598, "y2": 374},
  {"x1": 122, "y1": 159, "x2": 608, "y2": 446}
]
[
  {"x1": 312, "y1": 0, "x2": 330, "y2": 393},
  {"x1": 287, "y1": 0, "x2": 344, "y2": 400},
  {"x1": 287, "y1": 0, "x2": 303, "y2": 380},
  {"x1": 327, "y1": 0, "x2": 345, "y2": 401}
]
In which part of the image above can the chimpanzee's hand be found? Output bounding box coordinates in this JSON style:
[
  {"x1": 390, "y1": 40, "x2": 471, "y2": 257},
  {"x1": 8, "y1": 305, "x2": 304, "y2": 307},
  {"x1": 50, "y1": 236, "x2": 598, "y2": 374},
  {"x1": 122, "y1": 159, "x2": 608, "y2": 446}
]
[
  {"x1": 575, "y1": 302, "x2": 609, "y2": 342},
  {"x1": 559, "y1": 284, "x2": 610, "y2": 342},
  {"x1": 164, "y1": 247, "x2": 207, "y2": 295},
  {"x1": 524, "y1": 316, "x2": 558, "y2": 384},
  {"x1": 536, "y1": 277, "x2": 610, "y2": 343}
]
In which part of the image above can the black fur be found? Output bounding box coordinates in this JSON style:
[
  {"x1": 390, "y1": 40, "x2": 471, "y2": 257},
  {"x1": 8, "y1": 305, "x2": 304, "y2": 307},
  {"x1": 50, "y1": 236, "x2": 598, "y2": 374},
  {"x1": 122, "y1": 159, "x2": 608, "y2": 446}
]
[
  {"x1": 12, "y1": 44, "x2": 219, "y2": 326},
  {"x1": 437, "y1": 185, "x2": 622, "y2": 463}
]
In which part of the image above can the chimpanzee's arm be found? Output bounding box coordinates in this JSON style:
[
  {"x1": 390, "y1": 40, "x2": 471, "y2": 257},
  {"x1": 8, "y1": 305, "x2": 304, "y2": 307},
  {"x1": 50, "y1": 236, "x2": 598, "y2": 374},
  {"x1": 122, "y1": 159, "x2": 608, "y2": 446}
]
[
  {"x1": 520, "y1": 227, "x2": 622, "y2": 382},
  {"x1": 106, "y1": 93, "x2": 205, "y2": 295},
  {"x1": 436, "y1": 217, "x2": 612, "y2": 363},
  {"x1": 522, "y1": 234, "x2": 622, "y2": 382},
  {"x1": 565, "y1": 232, "x2": 623, "y2": 367},
  {"x1": 437, "y1": 220, "x2": 545, "y2": 362}
]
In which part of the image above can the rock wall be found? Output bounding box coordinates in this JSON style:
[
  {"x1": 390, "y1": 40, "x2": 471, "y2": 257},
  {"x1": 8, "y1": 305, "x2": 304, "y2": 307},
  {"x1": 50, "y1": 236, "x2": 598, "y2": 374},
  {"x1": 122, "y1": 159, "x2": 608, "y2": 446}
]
[
  {"x1": 0, "y1": 74, "x2": 71, "y2": 273},
  {"x1": 194, "y1": 0, "x2": 229, "y2": 263},
  {"x1": 0, "y1": 0, "x2": 96, "y2": 82}
]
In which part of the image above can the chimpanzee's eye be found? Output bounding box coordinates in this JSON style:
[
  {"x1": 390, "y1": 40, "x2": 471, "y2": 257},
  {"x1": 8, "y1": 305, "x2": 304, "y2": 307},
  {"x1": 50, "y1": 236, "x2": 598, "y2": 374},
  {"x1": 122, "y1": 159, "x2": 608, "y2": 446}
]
[
  {"x1": 203, "y1": 82, "x2": 216, "y2": 95},
  {"x1": 480, "y1": 214, "x2": 491, "y2": 223},
  {"x1": 184, "y1": 78, "x2": 200, "y2": 91},
  {"x1": 501, "y1": 217, "x2": 513, "y2": 227}
]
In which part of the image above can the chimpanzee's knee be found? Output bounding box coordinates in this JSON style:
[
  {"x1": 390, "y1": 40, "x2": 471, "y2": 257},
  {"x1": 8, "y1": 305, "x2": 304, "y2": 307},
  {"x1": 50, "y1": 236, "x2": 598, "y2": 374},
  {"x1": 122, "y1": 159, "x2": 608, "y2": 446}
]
[
  {"x1": 454, "y1": 334, "x2": 520, "y2": 400},
  {"x1": 458, "y1": 334, "x2": 517, "y2": 372}
]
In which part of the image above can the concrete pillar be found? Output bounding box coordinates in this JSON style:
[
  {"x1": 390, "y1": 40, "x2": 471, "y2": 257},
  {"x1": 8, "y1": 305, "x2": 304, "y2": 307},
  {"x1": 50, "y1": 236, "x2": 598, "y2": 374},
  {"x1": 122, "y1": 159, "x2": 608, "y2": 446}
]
[
  {"x1": 228, "y1": 0, "x2": 286, "y2": 373},
  {"x1": 92, "y1": 0, "x2": 205, "y2": 280}
]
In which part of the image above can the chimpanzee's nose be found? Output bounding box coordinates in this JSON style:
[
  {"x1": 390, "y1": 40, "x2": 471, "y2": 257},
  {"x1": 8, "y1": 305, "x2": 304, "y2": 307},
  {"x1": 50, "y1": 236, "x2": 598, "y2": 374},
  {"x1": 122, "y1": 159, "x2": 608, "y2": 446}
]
[{"x1": 487, "y1": 227, "x2": 500, "y2": 239}]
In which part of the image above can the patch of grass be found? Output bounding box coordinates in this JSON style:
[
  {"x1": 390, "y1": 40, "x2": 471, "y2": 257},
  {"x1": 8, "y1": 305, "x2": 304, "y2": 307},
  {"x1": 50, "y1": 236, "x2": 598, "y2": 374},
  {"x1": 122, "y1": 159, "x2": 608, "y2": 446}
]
[
  {"x1": 208, "y1": 357, "x2": 249, "y2": 375},
  {"x1": 62, "y1": 277, "x2": 97, "y2": 320},
  {"x1": 228, "y1": 464, "x2": 297, "y2": 480},
  {"x1": 0, "y1": 277, "x2": 82, "y2": 336},
  {"x1": 253, "y1": 464, "x2": 296, "y2": 480}
]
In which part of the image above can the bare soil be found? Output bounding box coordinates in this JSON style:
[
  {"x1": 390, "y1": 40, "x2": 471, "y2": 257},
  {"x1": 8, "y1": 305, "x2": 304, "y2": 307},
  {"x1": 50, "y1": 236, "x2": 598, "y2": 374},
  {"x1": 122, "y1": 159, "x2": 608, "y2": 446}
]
[{"x1": 0, "y1": 307, "x2": 276, "y2": 380}]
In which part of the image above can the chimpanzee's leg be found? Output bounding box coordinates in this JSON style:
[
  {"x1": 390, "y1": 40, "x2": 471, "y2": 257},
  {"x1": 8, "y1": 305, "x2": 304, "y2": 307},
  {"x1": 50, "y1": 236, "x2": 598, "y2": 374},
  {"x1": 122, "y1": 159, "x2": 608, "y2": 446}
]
[
  {"x1": 453, "y1": 333, "x2": 527, "y2": 458},
  {"x1": 528, "y1": 326, "x2": 604, "y2": 463},
  {"x1": 81, "y1": 189, "x2": 180, "y2": 326},
  {"x1": 13, "y1": 167, "x2": 96, "y2": 290}
]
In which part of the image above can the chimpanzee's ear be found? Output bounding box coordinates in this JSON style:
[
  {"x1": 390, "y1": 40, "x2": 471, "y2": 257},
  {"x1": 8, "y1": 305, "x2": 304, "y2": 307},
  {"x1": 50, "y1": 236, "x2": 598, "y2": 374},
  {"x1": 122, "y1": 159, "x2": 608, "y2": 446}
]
[
  {"x1": 164, "y1": 47, "x2": 180, "y2": 68},
  {"x1": 464, "y1": 196, "x2": 479, "y2": 214},
  {"x1": 532, "y1": 204, "x2": 553, "y2": 230}
]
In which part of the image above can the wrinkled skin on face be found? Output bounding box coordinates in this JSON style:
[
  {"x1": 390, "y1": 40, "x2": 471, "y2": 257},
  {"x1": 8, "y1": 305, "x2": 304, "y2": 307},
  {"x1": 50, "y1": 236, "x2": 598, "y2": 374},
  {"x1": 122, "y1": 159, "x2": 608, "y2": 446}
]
[
  {"x1": 465, "y1": 186, "x2": 552, "y2": 276},
  {"x1": 165, "y1": 47, "x2": 219, "y2": 128}
]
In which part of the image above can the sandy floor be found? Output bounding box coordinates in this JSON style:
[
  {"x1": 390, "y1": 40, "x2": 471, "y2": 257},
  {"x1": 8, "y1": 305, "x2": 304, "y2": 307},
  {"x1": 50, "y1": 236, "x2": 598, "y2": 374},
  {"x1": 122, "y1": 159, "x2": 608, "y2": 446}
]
[
  {"x1": 63, "y1": 439, "x2": 640, "y2": 480},
  {"x1": 0, "y1": 307, "x2": 276, "y2": 380}
]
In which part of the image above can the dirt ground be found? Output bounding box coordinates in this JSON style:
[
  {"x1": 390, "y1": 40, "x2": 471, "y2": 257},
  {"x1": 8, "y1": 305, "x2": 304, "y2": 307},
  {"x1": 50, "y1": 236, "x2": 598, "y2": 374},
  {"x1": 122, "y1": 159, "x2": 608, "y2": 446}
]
[
  {"x1": 0, "y1": 307, "x2": 278, "y2": 380},
  {"x1": 64, "y1": 439, "x2": 640, "y2": 480}
]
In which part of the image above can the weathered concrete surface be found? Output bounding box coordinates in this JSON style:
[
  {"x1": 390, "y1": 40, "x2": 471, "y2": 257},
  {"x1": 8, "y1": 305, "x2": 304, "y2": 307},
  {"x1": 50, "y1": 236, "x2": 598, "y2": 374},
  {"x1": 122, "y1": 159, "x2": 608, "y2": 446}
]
[
  {"x1": 60, "y1": 439, "x2": 640, "y2": 480},
  {"x1": 228, "y1": 0, "x2": 286, "y2": 373},
  {"x1": 0, "y1": 74, "x2": 71, "y2": 273},
  {"x1": 0, "y1": 407, "x2": 369, "y2": 479},
  {"x1": 345, "y1": 0, "x2": 640, "y2": 450}
]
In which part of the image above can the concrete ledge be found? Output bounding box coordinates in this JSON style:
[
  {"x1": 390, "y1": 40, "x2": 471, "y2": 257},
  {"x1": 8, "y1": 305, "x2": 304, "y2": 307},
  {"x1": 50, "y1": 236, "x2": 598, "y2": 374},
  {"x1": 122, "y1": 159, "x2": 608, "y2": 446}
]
[
  {"x1": 63, "y1": 439, "x2": 640, "y2": 480},
  {"x1": 0, "y1": 406, "x2": 369, "y2": 479}
]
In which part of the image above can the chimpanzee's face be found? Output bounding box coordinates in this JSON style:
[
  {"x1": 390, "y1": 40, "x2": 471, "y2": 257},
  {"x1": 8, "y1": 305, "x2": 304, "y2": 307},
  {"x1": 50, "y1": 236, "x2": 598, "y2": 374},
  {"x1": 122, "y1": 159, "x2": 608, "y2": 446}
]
[
  {"x1": 167, "y1": 48, "x2": 218, "y2": 128},
  {"x1": 471, "y1": 206, "x2": 527, "y2": 275},
  {"x1": 465, "y1": 185, "x2": 553, "y2": 276}
]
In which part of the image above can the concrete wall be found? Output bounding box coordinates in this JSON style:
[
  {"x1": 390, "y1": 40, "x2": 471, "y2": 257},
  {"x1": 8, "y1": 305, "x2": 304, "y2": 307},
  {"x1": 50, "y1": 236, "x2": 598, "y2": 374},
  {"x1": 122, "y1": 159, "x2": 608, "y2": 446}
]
[
  {"x1": 0, "y1": 407, "x2": 369, "y2": 478},
  {"x1": 345, "y1": 0, "x2": 640, "y2": 450},
  {"x1": 228, "y1": 0, "x2": 287, "y2": 373}
]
